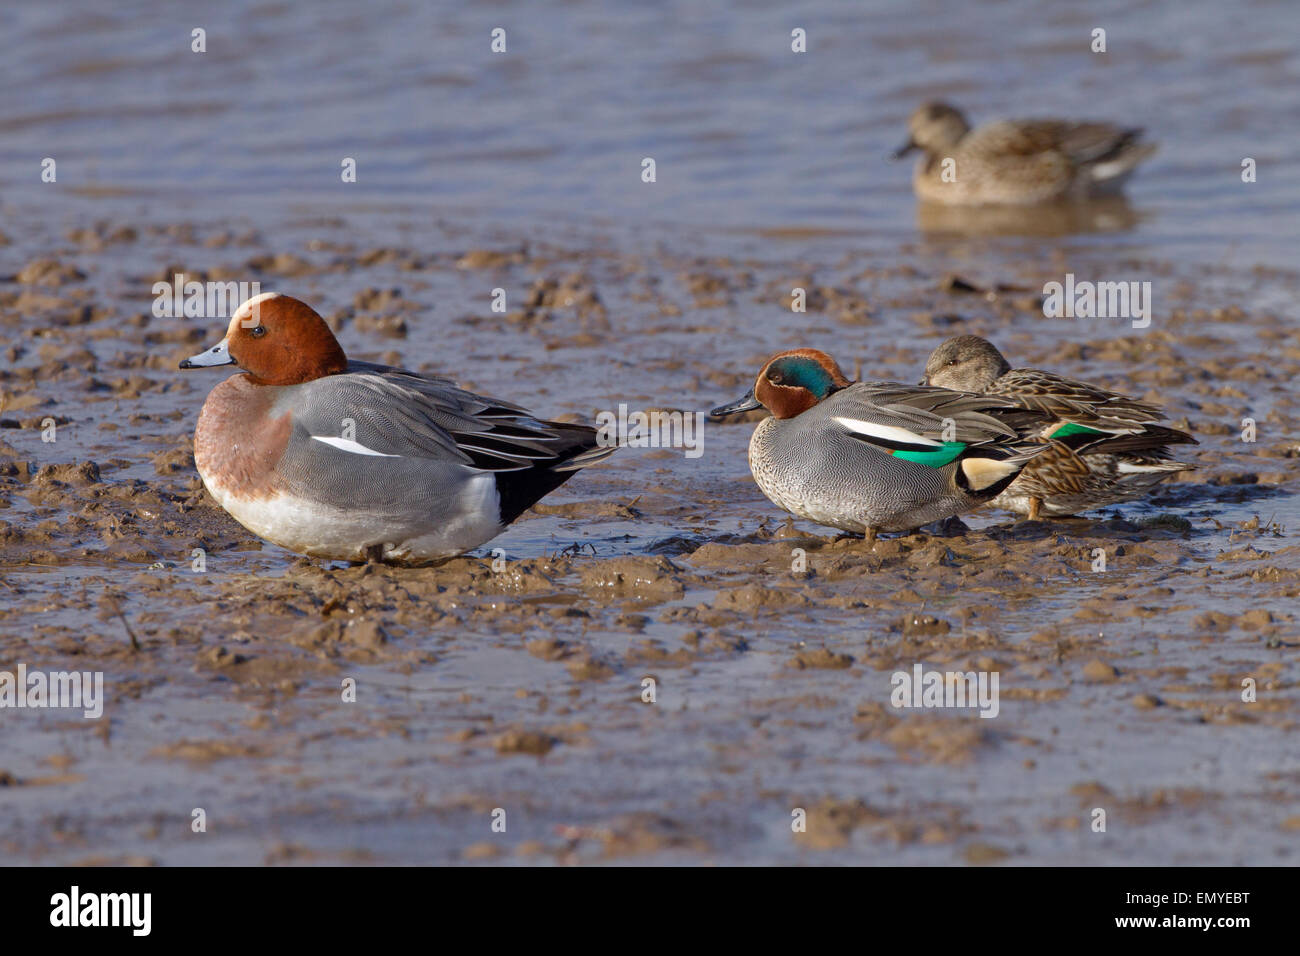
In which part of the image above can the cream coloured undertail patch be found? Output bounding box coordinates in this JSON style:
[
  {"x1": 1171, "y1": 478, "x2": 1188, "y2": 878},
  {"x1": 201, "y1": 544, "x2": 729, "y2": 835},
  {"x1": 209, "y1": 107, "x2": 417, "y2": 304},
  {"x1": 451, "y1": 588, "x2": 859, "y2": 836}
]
[{"x1": 960, "y1": 456, "x2": 1022, "y2": 491}]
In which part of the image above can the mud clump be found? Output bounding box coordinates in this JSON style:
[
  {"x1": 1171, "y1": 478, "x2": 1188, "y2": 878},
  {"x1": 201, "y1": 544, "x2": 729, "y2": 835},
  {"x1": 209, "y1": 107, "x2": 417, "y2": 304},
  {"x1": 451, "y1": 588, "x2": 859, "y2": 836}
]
[
  {"x1": 712, "y1": 585, "x2": 811, "y2": 611},
  {"x1": 899, "y1": 613, "x2": 951, "y2": 636},
  {"x1": 33, "y1": 461, "x2": 101, "y2": 486},
  {"x1": 289, "y1": 618, "x2": 390, "y2": 654},
  {"x1": 16, "y1": 259, "x2": 87, "y2": 286},
  {"x1": 596, "y1": 814, "x2": 709, "y2": 859},
  {"x1": 566, "y1": 651, "x2": 617, "y2": 681},
  {"x1": 456, "y1": 248, "x2": 524, "y2": 269},
  {"x1": 883, "y1": 719, "x2": 987, "y2": 764},
  {"x1": 247, "y1": 252, "x2": 315, "y2": 276},
  {"x1": 793, "y1": 799, "x2": 887, "y2": 850},
  {"x1": 493, "y1": 729, "x2": 558, "y2": 757},
  {"x1": 526, "y1": 637, "x2": 576, "y2": 661},
  {"x1": 577, "y1": 556, "x2": 686, "y2": 602},
  {"x1": 197, "y1": 645, "x2": 247, "y2": 669},
  {"x1": 786, "y1": 647, "x2": 854, "y2": 670},
  {"x1": 1082, "y1": 659, "x2": 1120, "y2": 683},
  {"x1": 511, "y1": 274, "x2": 607, "y2": 325}
]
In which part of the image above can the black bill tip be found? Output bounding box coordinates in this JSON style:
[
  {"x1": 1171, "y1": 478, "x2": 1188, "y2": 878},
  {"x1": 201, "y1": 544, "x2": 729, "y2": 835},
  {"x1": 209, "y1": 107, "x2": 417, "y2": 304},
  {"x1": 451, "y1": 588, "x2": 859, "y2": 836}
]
[{"x1": 709, "y1": 390, "x2": 762, "y2": 420}]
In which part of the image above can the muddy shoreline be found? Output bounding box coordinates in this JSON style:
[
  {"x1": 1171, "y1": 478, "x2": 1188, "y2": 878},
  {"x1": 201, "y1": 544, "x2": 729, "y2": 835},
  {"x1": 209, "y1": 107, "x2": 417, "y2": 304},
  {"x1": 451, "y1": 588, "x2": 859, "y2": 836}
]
[{"x1": 1, "y1": 201, "x2": 1297, "y2": 864}]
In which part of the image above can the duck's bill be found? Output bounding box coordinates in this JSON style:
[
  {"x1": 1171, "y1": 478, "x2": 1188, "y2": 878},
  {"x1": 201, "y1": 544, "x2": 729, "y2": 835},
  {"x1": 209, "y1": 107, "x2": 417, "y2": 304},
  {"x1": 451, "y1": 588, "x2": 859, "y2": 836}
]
[
  {"x1": 180, "y1": 337, "x2": 234, "y2": 369},
  {"x1": 891, "y1": 139, "x2": 917, "y2": 160},
  {"x1": 709, "y1": 389, "x2": 761, "y2": 419}
]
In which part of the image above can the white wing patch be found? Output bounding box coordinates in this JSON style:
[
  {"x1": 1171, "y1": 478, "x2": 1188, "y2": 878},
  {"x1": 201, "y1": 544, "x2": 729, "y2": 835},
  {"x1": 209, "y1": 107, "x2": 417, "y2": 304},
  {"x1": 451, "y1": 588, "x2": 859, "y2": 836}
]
[
  {"x1": 310, "y1": 435, "x2": 400, "y2": 458},
  {"x1": 1116, "y1": 460, "x2": 1182, "y2": 474},
  {"x1": 832, "y1": 416, "x2": 942, "y2": 447}
]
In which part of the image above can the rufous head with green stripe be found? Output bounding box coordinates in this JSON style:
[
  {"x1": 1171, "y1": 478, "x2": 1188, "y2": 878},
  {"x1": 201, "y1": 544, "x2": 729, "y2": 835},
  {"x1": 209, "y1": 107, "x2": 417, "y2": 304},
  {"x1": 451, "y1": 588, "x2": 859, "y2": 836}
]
[{"x1": 711, "y1": 349, "x2": 852, "y2": 421}]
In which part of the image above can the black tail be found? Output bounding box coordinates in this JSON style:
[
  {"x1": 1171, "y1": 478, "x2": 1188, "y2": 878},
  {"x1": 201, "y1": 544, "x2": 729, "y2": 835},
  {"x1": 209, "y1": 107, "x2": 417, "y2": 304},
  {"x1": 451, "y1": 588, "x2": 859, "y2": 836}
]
[
  {"x1": 494, "y1": 422, "x2": 616, "y2": 524},
  {"x1": 1056, "y1": 425, "x2": 1197, "y2": 458}
]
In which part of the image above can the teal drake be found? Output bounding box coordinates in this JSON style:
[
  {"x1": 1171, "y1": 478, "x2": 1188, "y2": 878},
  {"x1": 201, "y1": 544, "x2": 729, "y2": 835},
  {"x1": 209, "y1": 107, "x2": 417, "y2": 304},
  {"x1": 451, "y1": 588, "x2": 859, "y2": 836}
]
[
  {"x1": 921, "y1": 335, "x2": 1196, "y2": 519},
  {"x1": 895, "y1": 101, "x2": 1157, "y2": 205},
  {"x1": 710, "y1": 348, "x2": 1049, "y2": 542}
]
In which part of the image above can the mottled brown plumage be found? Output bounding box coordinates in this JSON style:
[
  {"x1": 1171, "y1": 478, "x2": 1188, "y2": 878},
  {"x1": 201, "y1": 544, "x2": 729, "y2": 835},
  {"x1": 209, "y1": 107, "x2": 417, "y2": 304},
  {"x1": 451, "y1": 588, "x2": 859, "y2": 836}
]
[
  {"x1": 897, "y1": 102, "x2": 1158, "y2": 205},
  {"x1": 922, "y1": 335, "x2": 1195, "y2": 517}
]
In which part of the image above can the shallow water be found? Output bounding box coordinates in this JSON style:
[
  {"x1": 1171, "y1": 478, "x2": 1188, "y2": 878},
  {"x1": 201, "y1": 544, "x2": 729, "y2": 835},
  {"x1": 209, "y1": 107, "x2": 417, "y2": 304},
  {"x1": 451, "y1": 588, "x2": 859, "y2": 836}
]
[
  {"x1": 1, "y1": 1, "x2": 1299, "y2": 865},
  {"x1": 5, "y1": 0, "x2": 1300, "y2": 259}
]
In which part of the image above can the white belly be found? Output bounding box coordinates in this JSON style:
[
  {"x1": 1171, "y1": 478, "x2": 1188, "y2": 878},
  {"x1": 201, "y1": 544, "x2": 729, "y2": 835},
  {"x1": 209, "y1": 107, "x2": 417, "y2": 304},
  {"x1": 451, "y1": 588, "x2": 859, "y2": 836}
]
[{"x1": 202, "y1": 473, "x2": 503, "y2": 563}]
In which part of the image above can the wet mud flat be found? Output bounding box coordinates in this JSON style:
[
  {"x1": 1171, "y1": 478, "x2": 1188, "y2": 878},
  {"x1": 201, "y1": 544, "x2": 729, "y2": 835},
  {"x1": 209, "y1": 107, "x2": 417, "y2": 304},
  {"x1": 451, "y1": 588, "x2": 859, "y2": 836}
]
[{"x1": 1, "y1": 204, "x2": 1298, "y2": 864}]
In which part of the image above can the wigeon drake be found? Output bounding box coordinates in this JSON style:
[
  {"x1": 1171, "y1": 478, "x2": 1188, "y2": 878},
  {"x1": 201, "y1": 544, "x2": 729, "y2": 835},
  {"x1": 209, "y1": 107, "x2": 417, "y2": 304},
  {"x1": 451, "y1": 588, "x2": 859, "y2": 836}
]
[{"x1": 180, "y1": 293, "x2": 616, "y2": 564}]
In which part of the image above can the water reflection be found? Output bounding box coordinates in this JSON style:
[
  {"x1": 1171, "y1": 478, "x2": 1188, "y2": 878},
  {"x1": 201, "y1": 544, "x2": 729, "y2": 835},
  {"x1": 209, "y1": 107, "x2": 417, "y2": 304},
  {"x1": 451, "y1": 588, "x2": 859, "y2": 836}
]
[{"x1": 914, "y1": 196, "x2": 1145, "y2": 237}]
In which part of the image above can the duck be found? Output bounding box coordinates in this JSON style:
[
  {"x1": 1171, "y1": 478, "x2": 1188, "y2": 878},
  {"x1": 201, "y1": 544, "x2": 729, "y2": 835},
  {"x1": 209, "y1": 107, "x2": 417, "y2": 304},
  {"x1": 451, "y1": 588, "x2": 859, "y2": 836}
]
[
  {"x1": 921, "y1": 335, "x2": 1195, "y2": 519},
  {"x1": 894, "y1": 101, "x2": 1157, "y2": 205},
  {"x1": 709, "y1": 348, "x2": 1049, "y2": 542},
  {"x1": 179, "y1": 292, "x2": 615, "y2": 564}
]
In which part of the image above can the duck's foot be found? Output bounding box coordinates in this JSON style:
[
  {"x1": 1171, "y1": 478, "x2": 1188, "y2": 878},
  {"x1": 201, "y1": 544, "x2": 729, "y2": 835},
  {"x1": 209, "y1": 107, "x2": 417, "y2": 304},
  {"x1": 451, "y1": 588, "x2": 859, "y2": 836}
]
[
  {"x1": 363, "y1": 543, "x2": 386, "y2": 564},
  {"x1": 831, "y1": 528, "x2": 876, "y2": 545},
  {"x1": 1026, "y1": 497, "x2": 1043, "y2": 522}
]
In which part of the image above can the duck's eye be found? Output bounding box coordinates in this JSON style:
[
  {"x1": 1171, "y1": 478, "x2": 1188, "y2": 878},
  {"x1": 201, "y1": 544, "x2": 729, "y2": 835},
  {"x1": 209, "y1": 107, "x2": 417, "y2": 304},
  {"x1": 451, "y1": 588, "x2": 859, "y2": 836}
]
[
  {"x1": 946, "y1": 358, "x2": 959, "y2": 366},
  {"x1": 769, "y1": 371, "x2": 784, "y2": 384},
  {"x1": 250, "y1": 325, "x2": 267, "y2": 338}
]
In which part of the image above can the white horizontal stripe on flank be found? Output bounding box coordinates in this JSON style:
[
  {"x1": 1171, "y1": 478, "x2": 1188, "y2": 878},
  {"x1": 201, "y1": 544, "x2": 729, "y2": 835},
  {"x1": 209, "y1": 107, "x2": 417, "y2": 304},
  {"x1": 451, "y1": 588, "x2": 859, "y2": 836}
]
[
  {"x1": 310, "y1": 435, "x2": 400, "y2": 457},
  {"x1": 1116, "y1": 460, "x2": 1175, "y2": 473},
  {"x1": 832, "y1": 417, "x2": 942, "y2": 447}
]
